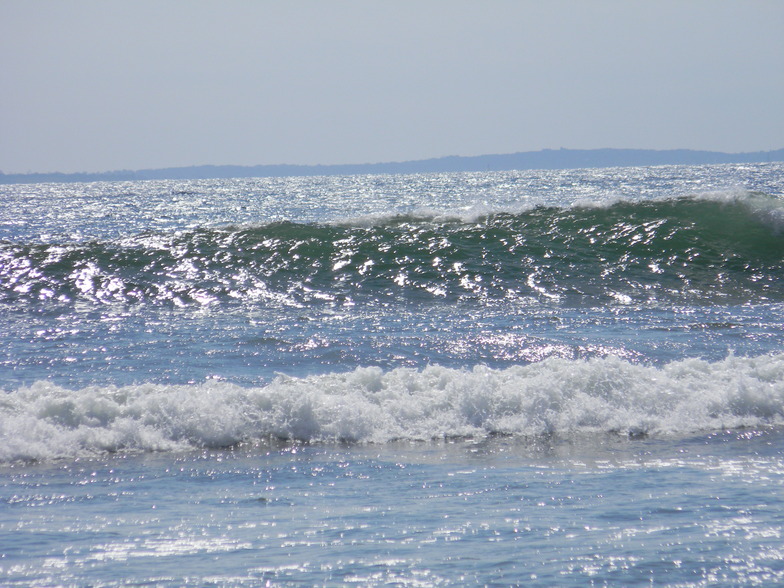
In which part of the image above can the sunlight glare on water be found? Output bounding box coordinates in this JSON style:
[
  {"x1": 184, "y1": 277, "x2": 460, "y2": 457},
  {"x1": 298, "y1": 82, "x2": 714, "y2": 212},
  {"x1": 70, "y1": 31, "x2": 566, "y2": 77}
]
[
  {"x1": 2, "y1": 164, "x2": 784, "y2": 585},
  {"x1": 4, "y1": 432, "x2": 784, "y2": 586}
]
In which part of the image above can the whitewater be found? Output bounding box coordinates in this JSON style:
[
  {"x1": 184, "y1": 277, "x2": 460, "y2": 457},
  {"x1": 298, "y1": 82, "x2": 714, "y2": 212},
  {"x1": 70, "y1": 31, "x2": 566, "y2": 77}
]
[{"x1": 2, "y1": 163, "x2": 784, "y2": 586}]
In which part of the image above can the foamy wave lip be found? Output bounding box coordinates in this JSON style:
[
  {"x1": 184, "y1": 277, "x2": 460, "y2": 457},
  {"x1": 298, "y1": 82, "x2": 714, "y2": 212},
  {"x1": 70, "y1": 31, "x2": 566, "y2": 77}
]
[
  {"x1": 335, "y1": 202, "x2": 540, "y2": 227},
  {"x1": 571, "y1": 187, "x2": 762, "y2": 209},
  {"x1": 3, "y1": 354, "x2": 784, "y2": 463},
  {"x1": 690, "y1": 188, "x2": 784, "y2": 234},
  {"x1": 336, "y1": 189, "x2": 784, "y2": 228},
  {"x1": 335, "y1": 208, "x2": 473, "y2": 228}
]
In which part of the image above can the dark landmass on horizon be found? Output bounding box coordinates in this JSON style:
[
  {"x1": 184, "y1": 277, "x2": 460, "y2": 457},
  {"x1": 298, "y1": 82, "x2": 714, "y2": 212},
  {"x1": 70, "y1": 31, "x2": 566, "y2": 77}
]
[{"x1": 2, "y1": 147, "x2": 783, "y2": 185}]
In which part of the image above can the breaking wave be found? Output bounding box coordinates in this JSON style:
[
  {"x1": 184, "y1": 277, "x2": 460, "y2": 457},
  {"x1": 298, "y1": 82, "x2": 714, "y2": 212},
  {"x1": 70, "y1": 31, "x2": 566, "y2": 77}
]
[{"x1": 3, "y1": 353, "x2": 784, "y2": 463}]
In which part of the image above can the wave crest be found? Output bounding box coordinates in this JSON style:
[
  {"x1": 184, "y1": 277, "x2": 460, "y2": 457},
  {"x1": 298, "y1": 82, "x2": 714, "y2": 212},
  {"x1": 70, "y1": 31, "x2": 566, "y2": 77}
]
[{"x1": 2, "y1": 191, "x2": 783, "y2": 308}]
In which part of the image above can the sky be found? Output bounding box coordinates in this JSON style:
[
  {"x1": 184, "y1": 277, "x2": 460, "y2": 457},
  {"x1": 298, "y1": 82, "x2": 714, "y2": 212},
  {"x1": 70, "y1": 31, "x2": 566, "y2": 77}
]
[{"x1": 1, "y1": 0, "x2": 783, "y2": 174}]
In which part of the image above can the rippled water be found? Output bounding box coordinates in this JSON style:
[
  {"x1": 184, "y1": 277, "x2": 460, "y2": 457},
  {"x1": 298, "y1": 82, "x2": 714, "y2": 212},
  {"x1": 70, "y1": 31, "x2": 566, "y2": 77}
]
[{"x1": 5, "y1": 432, "x2": 784, "y2": 586}]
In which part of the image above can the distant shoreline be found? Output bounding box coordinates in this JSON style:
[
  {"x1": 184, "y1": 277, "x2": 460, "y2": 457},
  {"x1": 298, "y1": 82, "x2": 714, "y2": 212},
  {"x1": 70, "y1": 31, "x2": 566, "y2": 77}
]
[{"x1": 2, "y1": 147, "x2": 783, "y2": 185}]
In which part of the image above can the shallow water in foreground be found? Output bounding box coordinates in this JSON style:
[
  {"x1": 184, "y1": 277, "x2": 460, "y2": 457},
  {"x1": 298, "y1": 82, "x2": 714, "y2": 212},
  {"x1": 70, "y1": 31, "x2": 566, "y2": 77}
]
[{"x1": 4, "y1": 430, "x2": 784, "y2": 586}]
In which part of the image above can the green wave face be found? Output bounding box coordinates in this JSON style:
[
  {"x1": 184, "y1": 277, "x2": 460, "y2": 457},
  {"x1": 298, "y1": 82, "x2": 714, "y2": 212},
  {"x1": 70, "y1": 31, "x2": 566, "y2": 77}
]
[{"x1": 2, "y1": 194, "x2": 783, "y2": 307}]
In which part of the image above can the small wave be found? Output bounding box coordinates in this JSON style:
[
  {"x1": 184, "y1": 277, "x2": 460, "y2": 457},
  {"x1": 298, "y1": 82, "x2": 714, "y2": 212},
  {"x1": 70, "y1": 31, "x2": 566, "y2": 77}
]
[{"x1": 2, "y1": 353, "x2": 784, "y2": 463}]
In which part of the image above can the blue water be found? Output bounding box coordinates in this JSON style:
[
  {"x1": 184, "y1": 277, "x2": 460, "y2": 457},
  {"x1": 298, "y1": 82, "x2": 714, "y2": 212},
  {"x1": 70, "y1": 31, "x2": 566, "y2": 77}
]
[{"x1": 2, "y1": 163, "x2": 784, "y2": 585}]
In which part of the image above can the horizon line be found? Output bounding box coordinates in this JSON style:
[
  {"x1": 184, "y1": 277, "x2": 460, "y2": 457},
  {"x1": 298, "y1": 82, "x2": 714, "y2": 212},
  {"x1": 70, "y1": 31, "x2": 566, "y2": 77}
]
[{"x1": 2, "y1": 146, "x2": 783, "y2": 182}]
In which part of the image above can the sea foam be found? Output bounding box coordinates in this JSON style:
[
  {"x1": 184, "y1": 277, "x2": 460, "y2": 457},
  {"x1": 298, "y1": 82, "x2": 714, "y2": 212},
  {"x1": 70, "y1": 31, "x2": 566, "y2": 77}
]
[{"x1": 2, "y1": 353, "x2": 784, "y2": 463}]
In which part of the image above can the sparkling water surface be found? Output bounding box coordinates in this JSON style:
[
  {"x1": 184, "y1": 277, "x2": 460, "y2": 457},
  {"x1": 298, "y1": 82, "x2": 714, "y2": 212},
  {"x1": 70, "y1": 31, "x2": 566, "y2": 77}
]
[
  {"x1": 4, "y1": 432, "x2": 784, "y2": 586},
  {"x1": 2, "y1": 164, "x2": 784, "y2": 585}
]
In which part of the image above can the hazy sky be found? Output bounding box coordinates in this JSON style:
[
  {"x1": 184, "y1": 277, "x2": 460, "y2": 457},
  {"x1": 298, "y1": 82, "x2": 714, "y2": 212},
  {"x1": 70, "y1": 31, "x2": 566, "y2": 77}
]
[{"x1": 2, "y1": 0, "x2": 783, "y2": 174}]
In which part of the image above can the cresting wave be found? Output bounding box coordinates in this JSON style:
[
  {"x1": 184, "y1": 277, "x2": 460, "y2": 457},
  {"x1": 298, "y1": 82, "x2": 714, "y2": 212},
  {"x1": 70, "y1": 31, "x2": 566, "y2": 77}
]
[
  {"x1": 2, "y1": 353, "x2": 784, "y2": 463},
  {"x1": 1, "y1": 190, "x2": 783, "y2": 308}
]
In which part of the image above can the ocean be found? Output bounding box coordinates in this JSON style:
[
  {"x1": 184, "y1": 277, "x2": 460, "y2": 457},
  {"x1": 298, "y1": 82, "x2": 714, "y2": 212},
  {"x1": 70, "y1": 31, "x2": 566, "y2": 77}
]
[{"x1": 2, "y1": 163, "x2": 784, "y2": 586}]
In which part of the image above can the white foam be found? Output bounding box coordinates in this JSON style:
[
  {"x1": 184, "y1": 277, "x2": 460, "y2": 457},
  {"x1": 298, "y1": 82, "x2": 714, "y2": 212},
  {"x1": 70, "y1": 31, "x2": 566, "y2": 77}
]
[{"x1": 3, "y1": 353, "x2": 784, "y2": 462}]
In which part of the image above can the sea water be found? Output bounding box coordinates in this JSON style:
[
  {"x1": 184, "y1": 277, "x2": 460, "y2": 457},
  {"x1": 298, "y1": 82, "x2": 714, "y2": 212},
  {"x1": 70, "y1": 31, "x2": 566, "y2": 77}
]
[{"x1": 2, "y1": 164, "x2": 784, "y2": 585}]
